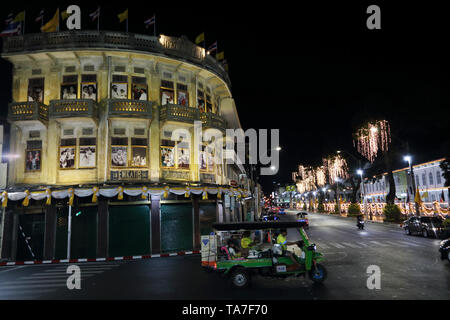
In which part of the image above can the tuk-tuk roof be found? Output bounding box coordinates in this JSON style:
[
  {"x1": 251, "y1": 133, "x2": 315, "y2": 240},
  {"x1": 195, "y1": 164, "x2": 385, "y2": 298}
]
[{"x1": 212, "y1": 220, "x2": 308, "y2": 231}]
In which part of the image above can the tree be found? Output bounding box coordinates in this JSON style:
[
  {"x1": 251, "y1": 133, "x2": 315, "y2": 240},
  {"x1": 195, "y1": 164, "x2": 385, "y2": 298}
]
[{"x1": 439, "y1": 158, "x2": 450, "y2": 205}]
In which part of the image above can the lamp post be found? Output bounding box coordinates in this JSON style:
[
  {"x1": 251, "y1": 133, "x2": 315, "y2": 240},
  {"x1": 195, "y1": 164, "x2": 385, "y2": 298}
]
[
  {"x1": 357, "y1": 169, "x2": 366, "y2": 219},
  {"x1": 404, "y1": 155, "x2": 419, "y2": 216},
  {"x1": 335, "y1": 178, "x2": 341, "y2": 214}
]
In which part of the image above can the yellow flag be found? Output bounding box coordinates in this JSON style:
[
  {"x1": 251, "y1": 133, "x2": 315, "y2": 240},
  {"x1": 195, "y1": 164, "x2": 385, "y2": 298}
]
[
  {"x1": 195, "y1": 32, "x2": 204, "y2": 45},
  {"x1": 13, "y1": 11, "x2": 25, "y2": 22},
  {"x1": 118, "y1": 9, "x2": 128, "y2": 23},
  {"x1": 61, "y1": 10, "x2": 70, "y2": 21},
  {"x1": 414, "y1": 187, "x2": 423, "y2": 205},
  {"x1": 41, "y1": 8, "x2": 59, "y2": 33},
  {"x1": 216, "y1": 51, "x2": 224, "y2": 61}
]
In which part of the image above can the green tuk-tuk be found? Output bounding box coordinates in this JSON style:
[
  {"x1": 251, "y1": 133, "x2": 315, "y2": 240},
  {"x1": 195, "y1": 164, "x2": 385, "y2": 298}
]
[{"x1": 201, "y1": 221, "x2": 326, "y2": 288}]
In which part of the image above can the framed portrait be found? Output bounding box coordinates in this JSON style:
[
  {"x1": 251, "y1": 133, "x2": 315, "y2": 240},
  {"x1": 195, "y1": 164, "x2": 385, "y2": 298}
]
[
  {"x1": 111, "y1": 146, "x2": 128, "y2": 167},
  {"x1": 25, "y1": 150, "x2": 41, "y2": 172},
  {"x1": 197, "y1": 90, "x2": 205, "y2": 111},
  {"x1": 132, "y1": 80, "x2": 148, "y2": 101},
  {"x1": 111, "y1": 83, "x2": 128, "y2": 99},
  {"x1": 200, "y1": 150, "x2": 207, "y2": 171},
  {"x1": 177, "y1": 148, "x2": 190, "y2": 169},
  {"x1": 61, "y1": 84, "x2": 78, "y2": 100},
  {"x1": 161, "y1": 147, "x2": 175, "y2": 168},
  {"x1": 131, "y1": 146, "x2": 147, "y2": 167},
  {"x1": 206, "y1": 95, "x2": 212, "y2": 113},
  {"x1": 81, "y1": 83, "x2": 97, "y2": 101},
  {"x1": 28, "y1": 78, "x2": 44, "y2": 103},
  {"x1": 79, "y1": 146, "x2": 96, "y2": 168},
  {"x1": 161, "y1": 89, "x2": 174, "y2": 105},
  {"x1": 59, "y1": 147, "x2": 76, "y2": 169},
  {"x1": 207, "y1": 149, "x2": 214, "y2": 172}
]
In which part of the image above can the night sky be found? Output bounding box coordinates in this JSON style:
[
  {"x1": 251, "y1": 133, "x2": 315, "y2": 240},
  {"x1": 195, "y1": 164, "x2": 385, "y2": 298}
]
[{"x1": 1, "y1": 2, "x2": 449, "y2": 193}]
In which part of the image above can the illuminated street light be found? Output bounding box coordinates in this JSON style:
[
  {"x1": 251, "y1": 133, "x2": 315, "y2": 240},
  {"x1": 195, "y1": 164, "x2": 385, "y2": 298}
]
[
  {"x1": 403, "y1": 155, "x2": 412, "y2": 165},
  {"x1": 357, "y1": 169, "x2": 363, "y2": 176}
]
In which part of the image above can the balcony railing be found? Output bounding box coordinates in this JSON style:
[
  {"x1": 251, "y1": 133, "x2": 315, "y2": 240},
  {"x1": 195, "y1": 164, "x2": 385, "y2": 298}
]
[
  {"x1": 160, "y1": 104, "x2": 200, "y2": 124},
  {"x1": 2, "y1": 31, "x2": 231, "y2": 88},
  {"x1": 200, "y1": 112, "x2": 227, "y2": 131},
  {"x1": 106, "y1": 99, "x2": 152, "y2": 119},
  {"x1": 49, "y1": 99, "x2": 97, "y2": 119},
  {"x1": 8, "y1": 101, "x2": 48, "y2": 123}
]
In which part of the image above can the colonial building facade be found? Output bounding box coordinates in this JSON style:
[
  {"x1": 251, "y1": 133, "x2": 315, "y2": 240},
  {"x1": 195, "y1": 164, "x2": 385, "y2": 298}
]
[{"x1": 0, "y1": 31, "x2": 252, "y2": 261}]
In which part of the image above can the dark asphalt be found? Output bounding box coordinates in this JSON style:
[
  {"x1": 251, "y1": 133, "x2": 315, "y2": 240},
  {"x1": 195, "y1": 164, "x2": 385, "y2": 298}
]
[{"x1": 0, "y1": 211, "x2": 448, "y2": 300}]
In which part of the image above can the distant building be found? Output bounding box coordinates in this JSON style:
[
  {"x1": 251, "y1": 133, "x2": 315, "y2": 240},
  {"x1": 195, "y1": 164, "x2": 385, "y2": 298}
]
[{"x1": 362, "y1": 158, "x2": 448, "y2": 204}]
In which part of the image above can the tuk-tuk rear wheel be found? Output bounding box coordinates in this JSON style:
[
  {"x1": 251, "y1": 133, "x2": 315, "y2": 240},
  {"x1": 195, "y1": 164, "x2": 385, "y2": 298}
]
[{"x1": 230, "y1": 268, "x2": 250, "y2": 288}]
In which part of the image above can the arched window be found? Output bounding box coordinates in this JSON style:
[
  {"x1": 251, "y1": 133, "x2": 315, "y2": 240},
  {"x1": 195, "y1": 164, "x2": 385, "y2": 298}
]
[
  {"x1": 415, "y1": 175, "x2": 419, "y2": 186},
  {"x1": 422, "y1": 173, "x2": 427, "y2": 186},
  {"x1": 436, "y1": 171, "x2": 442, "y2": 185},
  {"x1": 429, "y1": 172, "x2": 433, "y2": 185}
]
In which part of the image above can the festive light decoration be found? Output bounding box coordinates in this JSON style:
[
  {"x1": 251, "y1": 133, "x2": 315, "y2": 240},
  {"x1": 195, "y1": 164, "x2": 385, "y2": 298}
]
[
  {"x1": 323, "y1": 154, "x2": 349, "y2": 184},
  {"x1": 353, "y1": 120, "x2": 391, "y2": 163}
]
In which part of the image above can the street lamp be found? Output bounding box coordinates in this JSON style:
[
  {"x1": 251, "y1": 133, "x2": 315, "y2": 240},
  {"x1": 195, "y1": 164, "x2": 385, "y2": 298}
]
[
  {"x1": 403, "y1": 155, "x2": 419, "y2": 216},
  {"x1": 335, "y1": 178, "x2": 341, "y2": 214},
  {"x1": 357, "y1": 169, "x2": 366, "y2": 219}
]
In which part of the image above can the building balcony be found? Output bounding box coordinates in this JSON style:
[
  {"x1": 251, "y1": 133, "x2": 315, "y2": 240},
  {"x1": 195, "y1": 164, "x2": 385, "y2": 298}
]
[
  {"x1": 49, "y1": 99, "x2": 98, "y2": 120},
  {"x1": 200, "y1": 112, "x2": 227, "y2": 131},
  {"x1": 159, "y1": 104, "x2": 199, "y2": 124},
  {"x1": 2, "y1": 31, "x2": 230, "y2": 88},
  {"x1": 106, "y1": 99, "x2": 152, "y2": 119},
  {"x1": 8, "y1": 101, "x2": 48, "y2": 127}
]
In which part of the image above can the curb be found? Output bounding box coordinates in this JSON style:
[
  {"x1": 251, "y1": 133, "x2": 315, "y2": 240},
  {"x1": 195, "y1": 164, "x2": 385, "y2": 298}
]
[{"x1": 0, "y1": 250, "x2": 200, "y2": 267}]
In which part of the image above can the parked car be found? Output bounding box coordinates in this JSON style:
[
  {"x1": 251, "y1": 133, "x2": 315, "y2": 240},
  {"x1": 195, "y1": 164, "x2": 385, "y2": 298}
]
[
  {"x1": 403, "y1": 216, "x2": 445, "y2": 238},
  {"x1": 439, "y1": 238, "x2": 450, "y2": 263}
]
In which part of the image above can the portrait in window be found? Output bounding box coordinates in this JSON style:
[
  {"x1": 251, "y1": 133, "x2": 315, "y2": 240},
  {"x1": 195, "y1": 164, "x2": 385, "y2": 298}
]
[
  {"x1": 132, "y1": 77, "x2": 148, "y2": 101},
  {"x1": 161, "y1": 147, "x2": 175, "y2": 168},
  {"x1": 79, "y1": 146, "x2": 96, "y2": 168},
  {"x1": 131, "y1": 147, "x2": 147, "y2": 167},
  {"x1": 81, "y1": 83, "x2": 97, "y2": 101},
  {"x1": 177, "y1": 84, "x2": 189, "y2": 106},
  {"x1": 197, "y1": 90, "x2": 205, "y2": 111},
  {"x1": 111, "y1": 146, "x2": 128, "y2": 167},
  {"x1": 28, "y1": 78, "x2": 44, "y2": 103},
  {"x1": 161, "y1": 80, "x2": 174, "y2": 105},
  {"x1": 177, "y1": 148, "x2": 190, "y2": 169},
  {"x1": 59, "y1": 147, "x2": 76, "y2": 169},
  {"x1": 25, "y1": 150, "x2": 41, "y2": 171}
]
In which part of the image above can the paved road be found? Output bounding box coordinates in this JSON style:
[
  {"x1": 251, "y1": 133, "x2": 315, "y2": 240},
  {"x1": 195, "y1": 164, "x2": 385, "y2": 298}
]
[{"x1": 0, "y1": 211, "x2": 448, "y2": 300}]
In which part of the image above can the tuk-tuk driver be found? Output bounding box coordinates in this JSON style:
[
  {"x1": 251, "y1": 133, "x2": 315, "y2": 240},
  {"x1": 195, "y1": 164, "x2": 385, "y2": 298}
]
[
  {"x1": 277, "y1": 229, "x2": 302, "y2": 271},
  {"x1": 240, "y1": 231, "x2": 256, "y2": 257}
]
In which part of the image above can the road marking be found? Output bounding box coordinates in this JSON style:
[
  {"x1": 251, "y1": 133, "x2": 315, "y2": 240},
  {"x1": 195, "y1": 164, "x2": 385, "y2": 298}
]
[
  {"x1": 397, "y1": 241, "x2": 420, "y2": 247},
  {"x1": 0, "y1": 266, "x2": 26, "y2": 274},
  {"x1": 341, "y1": 242, "x2": 361, "y2": 248},
  {"x1": 41, "y1": 270, "x2": 104, "y2": 274},
  {"x1": 356, "y1": 242, "x2": 369, "y2": 247},
  {"x1": 385, "y1": 241, "x2": 409, "y2": 247},
  {"x1": 329, "y1": 243, "x2": 346, "y2": 249},
  {"x1": 369, "y1": 241, "x2": 390, "y2": 247},
  {"x1": 0, "y1": 288, "x2": 59, "y2": 297},
  {"x1": 19, "y1": 274, "x2": 96, "y2": 280},
  {"x1": 0, "y1": 283, "x2": 68, "y2": 290},
  {"x1": 1, "y1": 279, "x2": 70, "y2": 285},
  {"x1": 317, "y1": 243, "x2": 330, "y2": 249}
]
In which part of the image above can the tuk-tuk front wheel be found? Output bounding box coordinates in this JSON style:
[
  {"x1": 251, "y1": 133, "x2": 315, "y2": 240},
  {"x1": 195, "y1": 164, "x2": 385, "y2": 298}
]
[
  {"x1": 308, "y1": 264, "x2": 327, "y2": 283},
  {"x1": 230, "y1": 268, "x2": 250, "y2": 288}
]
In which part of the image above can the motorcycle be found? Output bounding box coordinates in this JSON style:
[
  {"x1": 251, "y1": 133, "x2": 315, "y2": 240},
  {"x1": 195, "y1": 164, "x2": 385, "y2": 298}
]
[{"x1": 357, "y1": 220, "x2": 365, "y2": 230}]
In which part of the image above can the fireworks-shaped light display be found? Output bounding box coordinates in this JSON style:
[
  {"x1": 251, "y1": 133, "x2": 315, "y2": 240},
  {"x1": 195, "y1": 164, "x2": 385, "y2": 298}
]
[
  {"x1": 323, "y1": 155, "x2": 349, "y2": 184},
  {"x1": 353, "y1": 120, "x2": 391, "y2": 163}
]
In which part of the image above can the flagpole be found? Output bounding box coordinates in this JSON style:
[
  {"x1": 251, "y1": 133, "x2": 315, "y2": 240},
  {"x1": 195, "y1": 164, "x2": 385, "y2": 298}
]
[
  {"x1": 41, "y1": 10, "x2": 44, "y2": 28},
  {"x1": 126, "y1": 16, "x2": 128, "y2": 33},
  {"x1": 154, "y1": 15, "x2": 156, "y2": 37},
  {"x1": 98, "y1": 7, "x2": 100, "y2": 31},
  {"x1": 23, "y1": 11, "x2": 25, "y2": 35}
]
